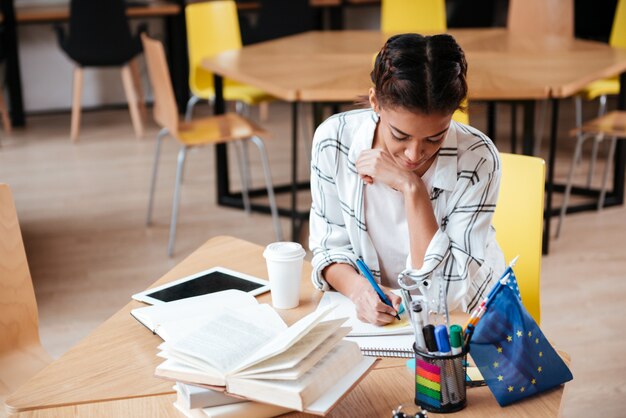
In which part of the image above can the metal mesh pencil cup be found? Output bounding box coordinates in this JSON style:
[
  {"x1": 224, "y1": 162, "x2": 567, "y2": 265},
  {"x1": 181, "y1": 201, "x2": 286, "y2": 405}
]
[{"x1": 414, "y1": 344, "x2": 467, "y2": 413}]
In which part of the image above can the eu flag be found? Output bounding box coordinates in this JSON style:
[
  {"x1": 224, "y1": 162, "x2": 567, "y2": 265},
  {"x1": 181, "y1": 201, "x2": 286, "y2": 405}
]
[{"x1": 469, "y1": 283, "x2": 573, "y2": 406}]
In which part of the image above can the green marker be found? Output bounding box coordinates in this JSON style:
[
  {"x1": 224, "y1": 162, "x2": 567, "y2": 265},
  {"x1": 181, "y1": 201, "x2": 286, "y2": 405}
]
[{"x1": 450, "y1": 325, "x2": 463, "y2": 355}]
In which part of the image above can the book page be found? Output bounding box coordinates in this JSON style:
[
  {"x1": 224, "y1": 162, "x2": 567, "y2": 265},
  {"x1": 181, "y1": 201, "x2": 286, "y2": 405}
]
[
  {"x1": 231, "y1": 304, "x2": 337, "y2": 374},
  {"x1": 240, "y1": 327, "x2": 351, "y2": 380},
  {"x1": 168, "y1": 304, "x2": 286, "y2": 374},
  {"x1": 235, "y1": 318, "x2": 347, "y2": 376},
  {"x1": 317, "y1": 291, "x2": 411, "y2": 336},
  {"x1": 226, "y1": 340, "x2": 364, "y2": 411},
  {"x1": 131, "y1": 290, "x2": 258, "y2": 338}
]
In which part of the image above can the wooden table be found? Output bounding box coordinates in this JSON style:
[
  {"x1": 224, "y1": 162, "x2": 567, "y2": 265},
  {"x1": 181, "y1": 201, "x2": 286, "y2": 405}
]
[
  {"x1": 201, "y1": 29, "x2": 626, "y2": 252},
  {"x1": 4, "y1": 235, "x2": 567, "y2": 417}
]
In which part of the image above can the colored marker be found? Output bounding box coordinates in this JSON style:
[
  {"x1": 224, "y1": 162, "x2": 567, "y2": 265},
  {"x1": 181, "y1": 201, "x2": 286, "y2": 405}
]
[
  {"x1": 449, "y1": 325, "x2": 463, "y2": 355},
  {"x1": 411, "y1": 301, "x2": 427, "y2": 351},
  {"x1": 434, "y1": 325, "x2": 451, "y2": 355},
  {"x1": 422, "y1": 324, "x2": 438, "y2": 355}
]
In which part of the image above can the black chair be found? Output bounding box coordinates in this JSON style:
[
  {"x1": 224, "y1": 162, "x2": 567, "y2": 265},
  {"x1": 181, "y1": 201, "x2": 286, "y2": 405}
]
[
  {"x1": 243, "y1": 0, "x2": 317, "y2": 45},
  {"x1": 55, "y1": 0, "x2": 147, "y2": 141}
]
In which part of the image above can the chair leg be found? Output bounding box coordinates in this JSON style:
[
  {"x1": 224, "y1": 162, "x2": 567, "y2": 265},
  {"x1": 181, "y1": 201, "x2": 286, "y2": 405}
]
[
  {"x1": 556, "y1": 133, "x2": 588, "y2": 238},
  {"x1": 598, "y1": 136, "x2": 617, "y2": 211},
  {"x1": 233, "y1": 141, "x2": 252, "y2": 214},
  {"x1": 168, "y1": 146, "x2": 188, "y2": 257},
  {"x1": 0, "y1": 90, "x2": 12, "y2": 135},
  {"x1": 574, "y1": 95, "x2": 583, "y2": 165},
  {"x1": 250, "y1": 135, "x2": 283, "y2": 241},
  {"x1": 121, "y1": 65, "x2": 144, "y2": 139},
  {"x1": 587, "y1": 94, "x2": 608, "y2": 188},
  {"x1": 146, "y1": 128, "x2": 167, "y2": 226},
  {"x1": 129, "y1": 58, "x2": 147, "y2": 121},
  {"x1": 70, "y1": 67, "x2": 84, "y2": 142},
  {"x1": 185, "y1": 95, "x2": 201, "y2": 122},
  {"x1": 259, "y1": 101, "x2": 269, "y2": 122}
]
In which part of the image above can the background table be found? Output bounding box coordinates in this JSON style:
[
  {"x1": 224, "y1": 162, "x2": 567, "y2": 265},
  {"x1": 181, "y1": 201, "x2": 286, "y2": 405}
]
[
  {"x1": 201, "y1": 29, "x2": 626, "y2": 251},
  {"x1": 4, "y1": 235, "x2": 567, "y2": 417}
]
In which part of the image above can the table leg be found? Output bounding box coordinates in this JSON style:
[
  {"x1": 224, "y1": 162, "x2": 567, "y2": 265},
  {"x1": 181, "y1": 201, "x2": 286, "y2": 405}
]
[
  {"x1": 543, "y1": 98, "x2": 559, "y2": 255},
  {"x1": 522, "y1": 101, "x2": 536, "y2": 156},
  {"x1": 487, "y1": 101, "x2": 497, "y2": 142},
  {"x1": 214, "y1": 75, "x2": 230, "y2": 203},
  {"x1": 613, "y1": 72, "x2": 626, "y2": 206},
  {"x1": 291, "y1": 102, "x2": 300, "y2": 241},
  {"x1": 165, "y1": 1, "x2": 189, "y2": 113},
  {"x1": 1, "y1": 0, "x2": 25, "y2": 127}
]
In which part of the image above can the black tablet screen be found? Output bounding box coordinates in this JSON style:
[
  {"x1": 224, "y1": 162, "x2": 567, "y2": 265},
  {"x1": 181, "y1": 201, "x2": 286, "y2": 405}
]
[{"x1": 145, "y1": 271, "x2": 265, "y2": 302}]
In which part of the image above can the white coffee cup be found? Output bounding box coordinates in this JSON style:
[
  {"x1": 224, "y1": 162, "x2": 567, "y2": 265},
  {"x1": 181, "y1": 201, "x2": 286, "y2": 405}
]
[{"x1": 263, "y1": 242, "x2": 306, "y2": 309}]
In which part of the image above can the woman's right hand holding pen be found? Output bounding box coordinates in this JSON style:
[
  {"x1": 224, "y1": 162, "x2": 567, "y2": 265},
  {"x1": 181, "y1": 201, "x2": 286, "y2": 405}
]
[
  {"x1": 349, "y1": 280, "x2": 402, "y2": 326},
  {"x1": 322, "y1": 263, "x2": 402, "y2": 326}
]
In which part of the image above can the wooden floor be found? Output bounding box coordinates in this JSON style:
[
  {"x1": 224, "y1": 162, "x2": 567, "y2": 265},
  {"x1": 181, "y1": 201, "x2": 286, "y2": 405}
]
[{"x1": 0, "y1": 100, "x2": 625, "y2": 417}]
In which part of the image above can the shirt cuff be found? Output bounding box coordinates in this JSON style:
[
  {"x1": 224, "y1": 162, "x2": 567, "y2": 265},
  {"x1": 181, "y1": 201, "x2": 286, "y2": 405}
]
[{"x1": 310, "y1": 251, "x2": 358, "y2": 291}]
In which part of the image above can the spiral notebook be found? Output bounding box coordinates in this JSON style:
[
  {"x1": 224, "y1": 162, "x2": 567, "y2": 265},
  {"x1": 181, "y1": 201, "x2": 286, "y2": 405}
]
[{"x1": 346, "y1": 334, "x2": 415, "y2": 358}]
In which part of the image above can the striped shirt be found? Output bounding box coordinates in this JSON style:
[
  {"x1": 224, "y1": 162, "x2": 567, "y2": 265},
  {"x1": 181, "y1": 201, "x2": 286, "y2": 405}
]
[{"x1": 308, "y1": 108, "x2": 505, "y2": 313}]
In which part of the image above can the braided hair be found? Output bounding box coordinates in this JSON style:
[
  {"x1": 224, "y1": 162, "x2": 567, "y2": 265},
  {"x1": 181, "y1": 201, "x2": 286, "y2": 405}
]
[{"x1": 371, "y1": 33, "x2": 468, "y2": 115}]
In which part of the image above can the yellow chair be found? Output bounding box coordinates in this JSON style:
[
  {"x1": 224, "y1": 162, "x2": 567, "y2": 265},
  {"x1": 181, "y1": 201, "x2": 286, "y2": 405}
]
[
  {"x1": 492, "y1": 153, "x2": 545, "y2": 324},
  {"x1": 381, "y1": 0, "x2": 446, "y2": 33},
  {"x1": 573, "y1": 0, "x2": 625, "y2": 186},
  {"x1": 184, "y1": 1, "x2": 273, "y2": 121},
  {"x1": 452, "y1": 99, "x2": 469, "y2": 125},
  {"x1": 141, "y1": 34, "x2": 283, "y2": 256},
  {"x1": 0, "y1": 184, "x2": 53, "y2": 406}
]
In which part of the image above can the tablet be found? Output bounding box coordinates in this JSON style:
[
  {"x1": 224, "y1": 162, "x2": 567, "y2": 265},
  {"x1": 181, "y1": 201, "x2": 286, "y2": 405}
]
[{"x1": 132, "y1": 266, "x2": 270, "y2": 304}]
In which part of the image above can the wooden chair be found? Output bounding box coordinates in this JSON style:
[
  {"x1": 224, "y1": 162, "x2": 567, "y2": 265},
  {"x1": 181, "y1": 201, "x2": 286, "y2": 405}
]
[
  {"x1": 0, "y1": 184, "x2": 52, "y2": 409},
  {"x1": 55, "y1": 0, "x2": 146, "y2": 142},
  {"x1": 507, "y1": 0, "x2": 574, "y2": 38},
  {"x1": 141, "y1": 34, "x2": 283, "y2": 257},
  {"x1": 381, "y1": 0, "x2": 446, "y2": 33},
  {"x1": 557, "y1": 111, "x2": 626, "y2": 238},
  {"x1": 492, "y1": 153, "x2": 545, "y2": 324}
]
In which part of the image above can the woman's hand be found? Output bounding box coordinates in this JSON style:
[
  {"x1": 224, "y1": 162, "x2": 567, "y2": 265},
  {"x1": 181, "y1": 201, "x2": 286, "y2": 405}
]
[
  {"x1": 356, "y1": 149, "x2": 417, "y2": 192},
  {"x1": 349, "y1": 281, "x2": 402, "y2": 326}
]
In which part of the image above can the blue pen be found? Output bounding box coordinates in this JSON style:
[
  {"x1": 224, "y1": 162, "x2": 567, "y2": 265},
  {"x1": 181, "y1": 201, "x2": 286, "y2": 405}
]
[{"x1": 355, "y1": 258, "x2": 400, "y2": 320}]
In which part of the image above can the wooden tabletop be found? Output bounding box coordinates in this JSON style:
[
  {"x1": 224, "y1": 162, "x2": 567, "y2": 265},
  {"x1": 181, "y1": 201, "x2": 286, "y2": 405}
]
[
  {"x1": 201, "y1": 29, "x2": 626, "y2": 102},
  {"x1": 13, "y1": 1, "x2": 180, "y2": 23},
  {"x1": 4, "y1": 236, "x2": 566, "y2": 417}
]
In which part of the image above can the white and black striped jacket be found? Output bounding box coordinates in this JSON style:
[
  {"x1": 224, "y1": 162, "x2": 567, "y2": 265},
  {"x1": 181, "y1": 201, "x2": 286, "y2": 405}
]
[{"x1": 308, "y1": 108, "x2": 505, "y2": 313}]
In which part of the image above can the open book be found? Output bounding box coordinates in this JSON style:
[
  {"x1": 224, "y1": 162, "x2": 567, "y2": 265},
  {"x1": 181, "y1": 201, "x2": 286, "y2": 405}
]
[
  {"x1": 155, "y1": 302, "x2": 376, "y2": 414},
  {"x1": 131, "y1": 290, "x2": 259, "y2": 340}
]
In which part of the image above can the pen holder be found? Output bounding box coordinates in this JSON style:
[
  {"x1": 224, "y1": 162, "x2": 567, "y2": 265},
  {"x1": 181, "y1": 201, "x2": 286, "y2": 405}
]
[{"x1": 414, "y1": 344, "x2": 467, "y2": 413}]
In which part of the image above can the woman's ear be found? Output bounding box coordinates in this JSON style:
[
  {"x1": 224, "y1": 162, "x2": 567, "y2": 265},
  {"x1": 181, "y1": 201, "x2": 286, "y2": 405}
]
[{"x1": 368, "y1": 88, "x2": 380, "y2": 114}]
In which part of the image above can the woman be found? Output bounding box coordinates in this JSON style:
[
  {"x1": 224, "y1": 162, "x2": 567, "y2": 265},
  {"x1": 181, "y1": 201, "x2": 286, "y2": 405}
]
[{"x1": 309, "y1": 33, "x2": 505, "y2": 326}]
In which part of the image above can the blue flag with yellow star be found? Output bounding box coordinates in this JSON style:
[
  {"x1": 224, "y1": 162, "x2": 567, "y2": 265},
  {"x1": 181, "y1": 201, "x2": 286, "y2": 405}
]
[{"x1": 469, "y1": 283, "x2": 573, "y2": 406}]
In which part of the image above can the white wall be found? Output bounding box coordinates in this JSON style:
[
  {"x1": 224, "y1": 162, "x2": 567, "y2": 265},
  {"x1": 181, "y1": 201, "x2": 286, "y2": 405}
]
[{"x1": 17, "y1": 19, "x2": 165, "y2": 113}]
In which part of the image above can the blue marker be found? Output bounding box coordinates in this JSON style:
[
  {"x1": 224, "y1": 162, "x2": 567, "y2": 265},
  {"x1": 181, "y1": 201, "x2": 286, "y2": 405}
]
[
  {"x1": 355, "y1": 258, "x2": 400, "y2": 320},
  {"x1": 434, "y1": 325, "x2": 452, "y2": 355}
]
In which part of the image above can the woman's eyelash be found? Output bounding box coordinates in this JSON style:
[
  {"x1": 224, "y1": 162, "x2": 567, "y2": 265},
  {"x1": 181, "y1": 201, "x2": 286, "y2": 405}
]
[
  {"x1": 427, "y1": 135, "x2": 444, "y2": 143},
  {"x1": 391, "y1": 132, "x2": 409, "y2": 141}
]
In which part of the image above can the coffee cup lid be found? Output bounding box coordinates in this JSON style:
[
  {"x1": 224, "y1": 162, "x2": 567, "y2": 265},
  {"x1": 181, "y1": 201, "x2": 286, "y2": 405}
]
[{"x1": 263, "y1": 242, "x2": 305, "y2": 261}]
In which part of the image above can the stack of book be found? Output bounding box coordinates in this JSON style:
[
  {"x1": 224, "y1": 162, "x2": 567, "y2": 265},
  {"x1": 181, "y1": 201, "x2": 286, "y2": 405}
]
[
  {"x1": 131, "y1": 290, "x2": 377, "y2": 416},
  {"x1": 173, "y1": 382, "x2": 290, "y2": 418}
]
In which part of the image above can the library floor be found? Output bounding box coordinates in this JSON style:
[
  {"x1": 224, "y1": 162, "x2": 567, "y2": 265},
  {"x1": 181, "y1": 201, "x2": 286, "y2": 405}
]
[{"x1": 1, "y1": 100, "x2": 625, "y2": 417}]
